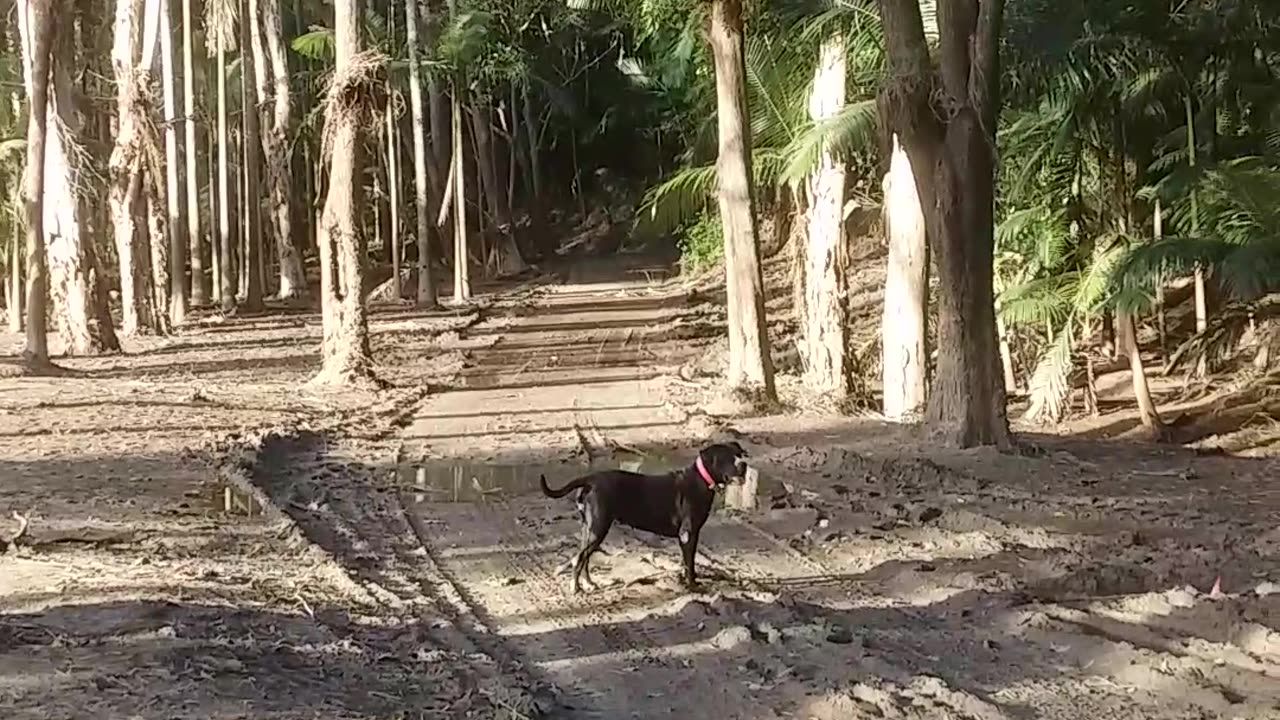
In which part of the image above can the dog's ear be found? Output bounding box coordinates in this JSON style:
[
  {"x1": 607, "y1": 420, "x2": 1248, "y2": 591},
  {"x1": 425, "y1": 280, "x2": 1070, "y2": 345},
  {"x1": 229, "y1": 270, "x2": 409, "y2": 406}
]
[{"x1": 729, "y1": 441, "x2": 748, "y2": 456}]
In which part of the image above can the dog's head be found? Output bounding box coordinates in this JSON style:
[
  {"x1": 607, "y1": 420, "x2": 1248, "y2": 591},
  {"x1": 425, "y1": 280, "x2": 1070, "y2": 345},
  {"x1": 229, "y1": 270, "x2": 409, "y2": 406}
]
[{"x1": 698, "y1": 441, "x2": 750, "y2": 486}]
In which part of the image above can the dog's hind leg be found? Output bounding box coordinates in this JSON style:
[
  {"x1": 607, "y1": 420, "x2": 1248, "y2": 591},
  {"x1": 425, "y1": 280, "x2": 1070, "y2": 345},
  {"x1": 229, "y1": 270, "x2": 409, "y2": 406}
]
[
  {"x1": 678, "y1": 523, "x2": 703, "y2": 590},
  {"x1": 572, "y1": 506, "x2": 612, "y2": 594}
]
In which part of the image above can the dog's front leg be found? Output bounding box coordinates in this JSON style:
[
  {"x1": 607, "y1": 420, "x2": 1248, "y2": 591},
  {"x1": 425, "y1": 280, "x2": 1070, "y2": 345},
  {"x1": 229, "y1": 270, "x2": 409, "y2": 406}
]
[{"x1": 677, "y1": 525, "x2": 701, "y2": 590}]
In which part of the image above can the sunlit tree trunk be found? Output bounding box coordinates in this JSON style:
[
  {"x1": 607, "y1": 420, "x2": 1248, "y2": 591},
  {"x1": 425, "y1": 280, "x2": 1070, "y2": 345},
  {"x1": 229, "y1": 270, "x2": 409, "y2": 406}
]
[
  {"x1": 386, "y1": 101, "x2": 401, "y2": 298},
  {"x1": 1184, "y1": 95, "x2": 1208, "y2": 378},
  {"x1": 879, "y1": 0, "x2": 1010, "y2": 448},
  {"x1": 880, "y1": 133, "x2": 929, "y2": 420},
  {"x1": 41, "y1": 28, "x2": 121, "y2": 354},
  {"x1": 17, "y1": 0, "x2": 53, "y2": 364},
  {"x1": 108, "y1": 0, "x2": 161, "y2": 336},
  {"x1": 449, "y1": 77, "x2": 470, "y2": 301},
  {"x1": 1119, "y1": 311, "x2": 1164, "y2": 437},
  {"x1": 216, "y1": 11, "x2": 234, "y2": 311},
  {"x1": 182, "y1": 0, "x2": 205, "y2": 305},
  {"x1": 707, "y1": 0, "x2": 775, "y2": 400},
  {"x1": 313, "y1": 0, "x2": 374, "y2": 384},
  {"x1": 405, "y1": 0, "x2": 436, "y2": 307},
  {"x1": 160, "y1": 0, "x2": 187, "y2": 325},
  {"x1": 260, "y1": 0, "x2": 304, "y2": 299},
  {"x1": 240, "y1": 0, "x2": 262, "y2": 309},
  {"x1": 799, "y1": 32, "x2": 849, "y2": 397}
]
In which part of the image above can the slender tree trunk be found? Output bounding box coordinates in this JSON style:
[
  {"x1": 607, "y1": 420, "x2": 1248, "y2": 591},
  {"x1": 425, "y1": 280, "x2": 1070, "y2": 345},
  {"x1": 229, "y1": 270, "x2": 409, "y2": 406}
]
[
  {"x1": 880, "y1": 133, "x2": 929, "y2": 419},
  {"x1": 405, "y1": 0, "x2": 436, "y2": 306},
  {"x1": 17, "y1": 0, "x2": 54, "y2": 364},
  {"x1": 216, "y1": 14, "x2": 234, "y2": 310},
  {"x1": 386, "y1": 101, "x2": 401, "y2": 298},
  {"x1": 451, "y1": 87, "x2": 469, "y2": 302},
  {"x1": 1184, "y1": 95, "x2": 1208, "y2": 378},
  {"x1": 879, "y1": 0, "x2": 1009, "y2": 447},
  {"x1": 707, "y1": 0, "x2": 775, "y2": 399},
  {"x1": 260, "y1": 0, "x2": 304, "y2": 299},
  {"x1": 799, "y1": 32, "x2": 849, "y2": 397},
  {"x1": 470, "y1": 104, "x2": 523, "y2": 276},
  {"x1": 182, "y1": 0, "x2": 205, "y2": 305},
  {"x1": 1119, "y1": 310, "x2": 1163, "y2": 437},
  {"x1": 41, "y1": 30, "x2": 121, "y2": 354},
  {"x1": 109, "y1": 0, "x2": 161, "y2": 337},
  {"x1": 160, "y1": 0, "x2": 187, "y2": 325},
  {"x1": 1153, "y1": 197, "x2": 1168, "y2": 363},
  {"x1": 8, "y1": 228, "x2": 21, "y2": 333},
  {"x1": 239, "y1": 0, "x2": 262, "y2": 309},
  {"x1": 313, "y1": 0, "x2": 373, "y2": 383}
]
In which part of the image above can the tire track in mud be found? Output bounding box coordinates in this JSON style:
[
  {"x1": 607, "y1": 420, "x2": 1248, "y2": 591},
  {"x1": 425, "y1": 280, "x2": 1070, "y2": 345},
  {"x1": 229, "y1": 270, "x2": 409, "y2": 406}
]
[
  {"x1": 246, "y1": 431, "x2": 557, "y2": 716},
  {"x1": 409, "y1": 494, "x2": 785, "y2": 719}
]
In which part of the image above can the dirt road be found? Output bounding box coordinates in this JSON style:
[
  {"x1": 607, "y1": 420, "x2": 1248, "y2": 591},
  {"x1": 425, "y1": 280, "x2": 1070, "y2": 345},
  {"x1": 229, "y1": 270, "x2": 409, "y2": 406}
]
[{"x1": 272, "y1": 262, "x2": 1280, "y2": 719}]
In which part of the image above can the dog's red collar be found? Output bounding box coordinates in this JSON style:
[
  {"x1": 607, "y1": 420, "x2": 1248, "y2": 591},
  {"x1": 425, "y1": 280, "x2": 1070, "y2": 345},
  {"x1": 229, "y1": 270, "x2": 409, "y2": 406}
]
[{"x1": 695, "y1": 455, "x2": 716, "y2": 489}]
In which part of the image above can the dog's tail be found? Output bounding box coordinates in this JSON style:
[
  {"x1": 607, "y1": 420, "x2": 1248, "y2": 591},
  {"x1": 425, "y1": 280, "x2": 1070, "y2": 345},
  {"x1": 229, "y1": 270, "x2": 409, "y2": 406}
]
[{"x1": 540, "y1": 475, "x2": 589, "y2": 499}]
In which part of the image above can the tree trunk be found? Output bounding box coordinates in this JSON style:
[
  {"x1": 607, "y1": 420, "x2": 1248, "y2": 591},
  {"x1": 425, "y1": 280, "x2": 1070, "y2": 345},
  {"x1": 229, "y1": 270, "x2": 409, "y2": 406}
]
[
  {"x1": 799, "y1": 32, "x2": 849, "y2": 397},
  {"x1": 386, "y1": 101, "x2": 401, "y2": 299},
  {"x1": 707, "y1": 0, "x2": 775, "y2": 399},
  {"x1": 8, "y1": 229, "x2": 21, "y2": 334},
  {"x1": 17, "y1": 0, "x2": 54, "y2": 364},
  {"x1": 41, "y1": 29, "x2": 121, "y2": 354},
  {"x1": 260, "y1": 0, "x2": 304, "y2": 299},
  {"x1": 240, "y1": 0, "x2": 263, "y2": 310},
  {"x1": 313, "y1": 0, "x2": 374, "y2": 384},
  {"x1": 160, "y1": 0, "x2": 187, "y2": 325},
  {"x1": 108, "y1": 0, "x2": 161, "y2": 337},
  {"x1": 880, "y1": 133, "x2": 929, "y2": 420},
  {"x1": 1119, "y1": 311, "x2": 1164, "y2": 437},
  {"x1": 182, "y1": 0, "x2": 205, "y2": 305},
  {"x1": 1153, "y1": 197, "x2": 1168, "y2": 362},
  {"x1": 878, "y1": 0, "x2": 1010, "y2": 448},
  {"x1": 1185, "y1": 94, "x2": 1208, "y2": 378},
  {"x1": 470, "y1": 104, "x2": 524, "y2": 277},
  {"x1": 216, "y1": 11, "x2": 234, "y2": 310},
  {"x1": 450, "y1": 86, "x2": 470, "y2": 302},
  {"x1": 405, "y1": 0, "x2": 436, "y2": 307}
]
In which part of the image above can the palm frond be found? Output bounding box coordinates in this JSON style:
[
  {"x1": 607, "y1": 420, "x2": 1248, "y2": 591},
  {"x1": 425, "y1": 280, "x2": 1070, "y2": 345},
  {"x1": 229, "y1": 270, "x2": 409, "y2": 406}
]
[
  {"x1": 1023, "y1": 322, "x2": 1076, "y2": 425},
  {"x1": 779, "y1": 98, "x2": 877, "y2": 185}
]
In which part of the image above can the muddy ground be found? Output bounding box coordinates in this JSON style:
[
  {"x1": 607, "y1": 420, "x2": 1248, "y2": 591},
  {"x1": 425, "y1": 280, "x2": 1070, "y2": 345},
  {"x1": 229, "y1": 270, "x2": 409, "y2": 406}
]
[{"x1": 2, "y1": 253, "x2": 1280, "y2": 719}]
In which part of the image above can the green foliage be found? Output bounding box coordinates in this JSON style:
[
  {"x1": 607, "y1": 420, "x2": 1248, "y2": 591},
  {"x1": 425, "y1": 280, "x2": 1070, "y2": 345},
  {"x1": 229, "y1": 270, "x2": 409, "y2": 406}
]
[{"x1": 676, "y1": 211, "x2": 723, "y2": 273}]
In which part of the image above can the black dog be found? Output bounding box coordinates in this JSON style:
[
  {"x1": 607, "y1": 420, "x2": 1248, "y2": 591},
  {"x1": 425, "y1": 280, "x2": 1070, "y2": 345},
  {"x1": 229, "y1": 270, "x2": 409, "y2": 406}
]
[{"x1": 540, "y1": 442, "x2": 750, "y2": 593}]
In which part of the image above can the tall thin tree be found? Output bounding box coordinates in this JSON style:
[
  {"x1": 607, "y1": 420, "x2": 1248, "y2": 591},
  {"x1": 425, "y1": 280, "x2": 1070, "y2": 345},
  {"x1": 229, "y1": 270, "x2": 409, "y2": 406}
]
[
  {"x1": 405, "y1": 0, "x2": 435, "y2": 307},
  {"x1": 160, "y1": 0, "x2": 187, "y2": 325},
  {"x1": 16, "y1": 0, "x2": 53, "y2": 365},
  {"x1": 183, "y1": 0, "x2": 206, "y2": 305}
]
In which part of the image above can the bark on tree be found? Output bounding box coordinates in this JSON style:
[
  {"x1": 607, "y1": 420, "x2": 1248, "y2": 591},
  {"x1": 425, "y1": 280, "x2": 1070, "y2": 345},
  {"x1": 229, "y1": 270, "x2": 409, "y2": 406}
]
[
  {"x1": 313, "y1": 0, "x2": 374, "y2": 384},
  {"x1": 240, "y1": 0, "x2": 263, "y2": 309},
  {"x1": 108, "y1": 0, "x2": 161, "y2": 336},
  {"x1": 404, "y1": 0, "x2": 436, "y2": 307},
  {"x1": 160, "y1": 0, "x2": 188, "y2": 325},
  {"x1": 880, "y1": 133, "x2": 929, "y2": 420},
  {"x1": 16, "y1": 0, "x2": 53, "y2": 364},
  {"x1": 707, "y1": 0, "x2": 775, "y2": 399},
  {"x1": 216, "y1": 13, "x2": 234, "y2": 310},
  {"x1": 799, "y1": 32, "x2": 850, "y2": 397},
  {"x1": 1119, "y1": 311, "x2": 1164, "y2": 438},
  {"x1": 42, "y1": 29, "x2": 121, "y2": 354},
  {"x1": 450, "y1": 86, "x2": 470, "y2": 302},
  {"x1": 182, "y1": 0, "x2": 205, "y2": 304},
  {"x1": 878, "y1": 0, "x2": 1010, "y2": 448},
  {"x1": 386, "y1": 102, "x2": 402, "y2": 298},
  {"x1": 259, "y1": 0, "x2": 304, "y2": 299},
  {"x1": 470, "y1": 105, "x2": 524, "y2": 277}
]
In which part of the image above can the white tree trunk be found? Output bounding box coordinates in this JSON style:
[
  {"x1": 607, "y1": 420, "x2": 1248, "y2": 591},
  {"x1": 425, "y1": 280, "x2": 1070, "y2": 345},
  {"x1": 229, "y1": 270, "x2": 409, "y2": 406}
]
[
  {"x1": 799, "y1": 32, "x2": 849, "y2": 397},
  {"x1": 42, "y1": 43, "x2": 120, "y2": 354},
  {"x1": 182, "y1": 0, "x2": 205, "y2": 305},
  {"x1": 405, "y1": 0, "x2": 435, "y2": 307},
  {"x1": 258, "y1": 0, "x2": 304, "y2": 298},
  {"x1": 216, "y1": 18, "x2": 234, "y2": 309},
  {"x1": 386, "y1": 101, "x2": 401, "y2": 299},
  {"x1": 160, "y1": 0, "x2": 187, "y2": 325},
  {"x1": 880, "y1": 133, "x2": 929, "y2": 421},
  {"x1": 16, "y1": 0, "x2": 52, "y2": 362}
]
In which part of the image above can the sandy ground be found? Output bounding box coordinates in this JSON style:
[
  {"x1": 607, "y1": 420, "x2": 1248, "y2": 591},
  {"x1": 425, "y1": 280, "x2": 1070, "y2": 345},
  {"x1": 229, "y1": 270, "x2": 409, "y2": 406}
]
[{"x1": 3, "y1": 252, "x2": 1280, "y2": 719}]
